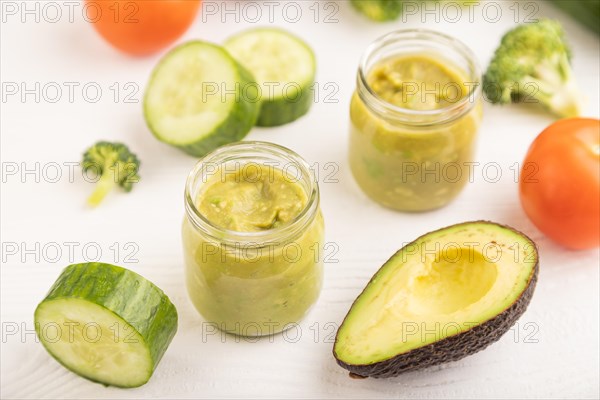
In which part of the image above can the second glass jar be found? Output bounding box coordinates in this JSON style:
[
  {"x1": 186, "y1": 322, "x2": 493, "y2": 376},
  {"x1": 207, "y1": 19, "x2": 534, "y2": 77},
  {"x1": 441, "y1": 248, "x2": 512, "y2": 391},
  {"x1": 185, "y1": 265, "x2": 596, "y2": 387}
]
[
  {"x1": 349, "y1": 29, "x2": 483, "y2": 212},
  {"x1": 182, "y1": 142, "x2": 324, "y2": 337}
]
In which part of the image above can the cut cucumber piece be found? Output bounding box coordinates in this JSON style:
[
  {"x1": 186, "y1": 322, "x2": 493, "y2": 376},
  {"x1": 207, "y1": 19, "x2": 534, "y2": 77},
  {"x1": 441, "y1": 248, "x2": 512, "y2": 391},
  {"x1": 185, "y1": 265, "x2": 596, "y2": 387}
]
[
  {"x1": 34, "y1": 263, "x2": 178, "y2": 388},
  {"x1": 224, "y1": 28, "x2": 316, "y2": 127},
  {"x1": 144, "y1": 41, "x2": 260, "y2": 156}
]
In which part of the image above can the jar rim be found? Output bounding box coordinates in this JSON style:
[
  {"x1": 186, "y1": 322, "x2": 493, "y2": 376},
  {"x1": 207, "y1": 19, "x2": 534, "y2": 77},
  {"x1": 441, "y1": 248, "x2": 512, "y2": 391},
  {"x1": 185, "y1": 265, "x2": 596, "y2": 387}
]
[
  {"x1": 357, "y1": 29, "x2": 482, "y2": 126},
  {"x1": 184, "y1": 141, "x2": 319, "y2": 245}
]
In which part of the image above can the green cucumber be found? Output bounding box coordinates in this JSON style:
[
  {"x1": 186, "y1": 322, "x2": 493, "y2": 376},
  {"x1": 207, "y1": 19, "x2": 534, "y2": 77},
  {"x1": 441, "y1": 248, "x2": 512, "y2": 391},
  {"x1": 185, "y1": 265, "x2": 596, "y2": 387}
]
[
  {"x1": 34, "y1": 263, "x2": 178, "y2": 388},
  {"x1": 224, "y1": 28, "x2": 316, "y2": 127},
  {"x1": 144, "y1": 41, "x2": 260, "y2": 157},
  {"x1": 549, "y1": 0, "x2": 600, "y2": 36}
]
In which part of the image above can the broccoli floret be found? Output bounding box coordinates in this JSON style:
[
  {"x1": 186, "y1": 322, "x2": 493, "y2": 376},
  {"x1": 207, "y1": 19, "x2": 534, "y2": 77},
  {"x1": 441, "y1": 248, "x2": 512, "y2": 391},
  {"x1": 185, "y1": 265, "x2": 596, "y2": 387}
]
[
  {"x1": 82, "y1": 141, "x2": 140, "y2": 207},
  {"x1": 351, "y1": 0, "x2": 403, "y2": 22},
  {"x1": 483, "y1": 19, "x2": 582, "y2": 118}
]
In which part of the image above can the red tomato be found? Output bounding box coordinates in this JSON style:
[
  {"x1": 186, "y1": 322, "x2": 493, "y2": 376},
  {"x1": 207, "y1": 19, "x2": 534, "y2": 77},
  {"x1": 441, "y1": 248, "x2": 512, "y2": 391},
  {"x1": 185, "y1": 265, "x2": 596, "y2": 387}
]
[
  {"x1": 519, "y1": 118, "x2": 600, "y2": 250},
  {"x1": 86, "y1": 0, "x2": 201, "y2": 56}
]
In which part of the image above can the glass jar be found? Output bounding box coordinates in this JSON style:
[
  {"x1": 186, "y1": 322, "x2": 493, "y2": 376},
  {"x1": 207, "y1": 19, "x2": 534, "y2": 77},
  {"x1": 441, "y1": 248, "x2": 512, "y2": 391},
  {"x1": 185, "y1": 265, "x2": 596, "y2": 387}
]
[
  {"x1": 349, "y1": 29, "x2": 483, "y2": 212},
  {"x1": 182, "y1": 141, "x2": 324, "y2": 337}
]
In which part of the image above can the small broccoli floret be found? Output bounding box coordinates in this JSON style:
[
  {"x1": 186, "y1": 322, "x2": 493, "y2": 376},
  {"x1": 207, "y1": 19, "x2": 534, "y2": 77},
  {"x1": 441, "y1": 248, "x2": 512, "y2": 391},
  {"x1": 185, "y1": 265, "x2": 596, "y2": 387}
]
[
  {"x1": 351, "y1": 0, "x2": 403, "y2": 22},
  {"x1": 483, "y1": 19, "x2": 582, "y2": 118},
  {"x1": 82, "y1": 141, "x2": 140, "y2": 207}
]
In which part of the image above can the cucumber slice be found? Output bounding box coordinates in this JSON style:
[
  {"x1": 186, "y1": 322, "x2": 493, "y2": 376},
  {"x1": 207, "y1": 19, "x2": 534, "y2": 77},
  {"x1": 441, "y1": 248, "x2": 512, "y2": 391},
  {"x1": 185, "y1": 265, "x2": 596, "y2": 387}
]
[
  {"x1": 224, "y1": 28, "x2": 316, "y2": 127},
  {"x1": 34, "y1": 263, "x2": 178, "y2": 388},
  {"x1": 144, "y1": 41, "x2": 260, "y2": 157}
]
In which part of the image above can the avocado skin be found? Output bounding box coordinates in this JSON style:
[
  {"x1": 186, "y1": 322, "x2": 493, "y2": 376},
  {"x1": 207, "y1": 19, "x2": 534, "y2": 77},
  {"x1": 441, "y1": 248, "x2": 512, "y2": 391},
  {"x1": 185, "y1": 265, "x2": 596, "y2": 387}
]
[{"x1": 333, "y1": 221, "x2": 539, "y2": 378}]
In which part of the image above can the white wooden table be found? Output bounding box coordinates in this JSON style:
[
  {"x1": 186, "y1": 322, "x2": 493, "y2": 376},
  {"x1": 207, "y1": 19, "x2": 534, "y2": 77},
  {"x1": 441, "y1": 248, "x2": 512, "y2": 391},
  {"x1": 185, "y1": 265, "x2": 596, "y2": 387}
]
[{"x1": 1, "y1": 1, "x2": 599, "y2": 398}]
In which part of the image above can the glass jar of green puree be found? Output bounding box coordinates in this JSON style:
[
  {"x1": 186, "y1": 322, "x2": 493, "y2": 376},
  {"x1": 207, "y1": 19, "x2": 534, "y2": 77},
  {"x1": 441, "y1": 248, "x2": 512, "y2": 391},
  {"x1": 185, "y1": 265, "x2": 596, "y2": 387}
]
[
  {"x1": 183, "y1": 141, "x2": 324, "y2": 337},
  {"x1": 349, "y1": 30, "x2": 483, "y2": 211}
]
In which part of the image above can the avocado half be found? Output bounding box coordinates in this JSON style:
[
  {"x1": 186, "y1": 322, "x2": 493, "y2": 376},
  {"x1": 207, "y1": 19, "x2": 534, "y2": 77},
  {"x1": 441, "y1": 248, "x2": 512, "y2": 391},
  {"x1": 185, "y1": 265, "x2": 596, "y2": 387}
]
[{"x1": 333, "y1": 221, "x2": 539, "y2": 378}]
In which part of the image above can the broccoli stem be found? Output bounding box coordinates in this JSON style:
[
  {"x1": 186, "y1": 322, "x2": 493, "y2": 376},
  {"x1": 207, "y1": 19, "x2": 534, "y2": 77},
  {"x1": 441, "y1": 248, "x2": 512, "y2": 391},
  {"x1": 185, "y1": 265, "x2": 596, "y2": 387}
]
[
  {"x1": 519, "y1": 73, "x2": 581, "y2": 118},
  {"x1": 87, "y1": 168, "x2": 118, "y2": 207},
  {"x1": 547, "y1": 80, "x2": 581, "y2": 118}
]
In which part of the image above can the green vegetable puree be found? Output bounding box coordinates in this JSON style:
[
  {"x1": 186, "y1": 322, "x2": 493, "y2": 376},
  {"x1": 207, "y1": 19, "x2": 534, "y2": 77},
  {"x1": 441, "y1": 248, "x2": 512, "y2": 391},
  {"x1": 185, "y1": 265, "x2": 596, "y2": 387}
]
[
  {"x1": 183, "y1": 164, "x2": 324, "y2": 336},
  {"x1": 349, "y1": 54, "x2": 482, "y2": 211},
  {"x1": 198, "y1": 166, "x2": 307, "y2": 232},
  {"x1": 368, "y1": 55, "x2": 469, "y2": 110}
]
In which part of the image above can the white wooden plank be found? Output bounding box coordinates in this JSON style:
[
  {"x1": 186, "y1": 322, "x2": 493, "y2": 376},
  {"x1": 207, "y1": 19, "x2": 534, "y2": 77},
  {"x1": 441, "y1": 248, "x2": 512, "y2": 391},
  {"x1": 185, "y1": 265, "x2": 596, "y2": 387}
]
[{"x1": 1, "y1": 1, "x2": 599, "y2": 399}]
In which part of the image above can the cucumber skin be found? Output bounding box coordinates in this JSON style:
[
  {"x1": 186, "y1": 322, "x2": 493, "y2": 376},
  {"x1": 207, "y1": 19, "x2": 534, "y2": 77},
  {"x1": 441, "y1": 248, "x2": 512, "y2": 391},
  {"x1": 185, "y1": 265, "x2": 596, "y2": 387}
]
[
  {"x1": 34, "y1": 263, "x2": 178, "y2": 387},
  {"x1": 224, "y1": 28, "x2": 316, "y2": 127},
  {"x1": 255, "y1": 80, "x2": 314, "y2": 127},
  {"x1": 178, "y1": 62, "x2": 260, "y2": 156},
  {"x1": 549, "y1": 0, "x2": 600, "y2": 36},
  {"x1": 143, "y1": 41, "x2": 260, "y2": 157}
]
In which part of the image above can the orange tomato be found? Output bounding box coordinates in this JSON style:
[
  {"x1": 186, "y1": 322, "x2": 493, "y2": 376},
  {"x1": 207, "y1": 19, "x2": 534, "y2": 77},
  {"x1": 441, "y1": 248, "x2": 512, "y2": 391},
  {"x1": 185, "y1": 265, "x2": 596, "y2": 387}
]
[
  {"x1": 86, "y1": 0, "x2": 201, "y2": 56},
  {"x1": 519, "y1": 118, "x2": 600, "y2": 250}
]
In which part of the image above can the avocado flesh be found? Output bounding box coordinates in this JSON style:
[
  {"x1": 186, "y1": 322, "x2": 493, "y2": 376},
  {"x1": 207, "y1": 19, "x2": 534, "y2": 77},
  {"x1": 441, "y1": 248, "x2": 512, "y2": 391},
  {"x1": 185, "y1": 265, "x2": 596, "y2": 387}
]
[{"x1": 333, "y1": 221, "x2": 538, "y2": 377}]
